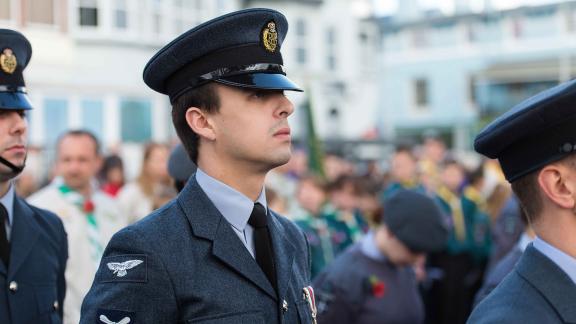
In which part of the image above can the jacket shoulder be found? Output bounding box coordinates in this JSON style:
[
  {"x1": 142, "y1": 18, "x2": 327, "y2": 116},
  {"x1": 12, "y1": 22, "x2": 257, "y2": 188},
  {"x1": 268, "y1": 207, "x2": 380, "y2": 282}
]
[
  {"x1": 270, "y1": 211, "x2": 307, "y2": 244},
  {"x1": 468, "y1": 269, "x2": 560, "y2": 323},
  {"x1": 19, "y1": 196, "x2": 67, "y2": 240}
]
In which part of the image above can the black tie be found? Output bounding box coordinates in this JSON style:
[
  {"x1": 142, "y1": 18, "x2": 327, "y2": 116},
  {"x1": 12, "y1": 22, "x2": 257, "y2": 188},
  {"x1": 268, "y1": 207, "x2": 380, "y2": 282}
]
[
  {"x1": 0, "y1": 203, "x2": 10, "y2": 267},
  {"x1": 248, "y1": 203, "x2": 277, "y2": 291}
]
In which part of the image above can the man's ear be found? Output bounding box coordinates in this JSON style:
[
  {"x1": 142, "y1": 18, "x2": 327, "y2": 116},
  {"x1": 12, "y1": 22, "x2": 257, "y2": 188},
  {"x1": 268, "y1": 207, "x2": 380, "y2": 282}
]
[
  {"x1": 185, "y1": 107, "x2": 216, "y2": 141},
  {"x1": 538, "y1": 163, "x2": 576, "y2": 209}
]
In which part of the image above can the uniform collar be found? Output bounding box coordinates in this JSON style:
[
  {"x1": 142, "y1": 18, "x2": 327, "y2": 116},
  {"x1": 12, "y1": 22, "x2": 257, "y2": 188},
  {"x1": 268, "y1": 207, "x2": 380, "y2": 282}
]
[
  {"x1": 517, "y1": 232, "x2": 533, "y2": 252},
  {"x1": 533, "y1": 236, "x2": 576, "y2": 285},
  {"x1": 195, "y1": 168, "x2": 267, "y2": 232},
  {"x1": 0, "y1": 182, "x2": 15, "y2": 225}
]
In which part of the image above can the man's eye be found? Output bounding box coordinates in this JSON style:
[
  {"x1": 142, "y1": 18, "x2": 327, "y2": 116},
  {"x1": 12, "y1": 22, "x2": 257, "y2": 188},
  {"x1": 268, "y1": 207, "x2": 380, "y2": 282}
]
[{"x1": 251, "y1": 91, "x2": 266, "y2": 99}]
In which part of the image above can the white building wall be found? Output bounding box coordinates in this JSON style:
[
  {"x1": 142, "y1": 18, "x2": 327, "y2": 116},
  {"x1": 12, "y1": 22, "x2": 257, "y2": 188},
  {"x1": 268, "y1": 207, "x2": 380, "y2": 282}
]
[{"x1": 246, "y1": 0, "x2": 380, "y2": 140}]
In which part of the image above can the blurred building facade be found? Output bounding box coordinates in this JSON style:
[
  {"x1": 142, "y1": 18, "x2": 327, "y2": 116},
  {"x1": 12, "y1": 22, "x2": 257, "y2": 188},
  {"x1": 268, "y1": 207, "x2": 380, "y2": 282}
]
[
  {"x1": 376, "y1": 0, "x2": 576, "y2": 150},
  {"x1": 1, "y1": 0, "x2": 241, "y2": 179},
  {"x1": 0, "y1": 0, "x2": 380, "y2": 179}
]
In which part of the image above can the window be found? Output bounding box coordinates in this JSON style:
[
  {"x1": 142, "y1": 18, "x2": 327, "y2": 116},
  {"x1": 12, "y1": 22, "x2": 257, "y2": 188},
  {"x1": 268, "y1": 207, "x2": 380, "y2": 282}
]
[
  {"x1": 468, "y1": 76, "x2": 477, "y2": 105},
  {"x1": 0, "y1": 0, "x2": 10, "y2": 20},
  {"x1": 296, "y1": 19, "x2": 307, "y2": 65},
  {"x1": 27, "y1": 0, "x2": 55, "y2": 25},
  {"x1": 79, "y1": 0, "x2": 98, "y2": 27},
  {"x1": 44, "y1": 99, "x2": 69, "y2": 147},
  {"x1": 326, "y1": 27, "x2": 337, "y2": 70},
  {"x1": 114, "y1": 0, "x2": 128, "y2": 29},
  {"x1": 120, "y1": 98, "x2": 152, "y2": 142},
  {"x1": 81, "y1": 100, "x2": 104, "y2": 141},
  {"x1": 414, "y1": 79, "x2": 429, "y2": 107}
]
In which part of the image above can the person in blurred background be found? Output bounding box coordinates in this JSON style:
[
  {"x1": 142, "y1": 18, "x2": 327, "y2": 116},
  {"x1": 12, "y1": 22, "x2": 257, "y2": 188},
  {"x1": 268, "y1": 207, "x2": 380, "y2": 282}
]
[
  {"x1": 419, "y1": 134, "x2": 447, "y2": 193},
  {"x1": 28, "y1": 130, "x2": 126, "y2": 324},
  {"x1": 167, "y1": 143, "x2": 196, "y2": 192},
  {"x1": 0, "y1": 28, "x2": 68, "y2": 324},
  {"x1": 427, "y1": 160, "x2": 491, "y2": 324},
  {"x1": 355, "y1": 176, "x2": 383, "y2": 227},
  {"x1": 295, "y1": 174, "x2": 353, "y2": 278},
  {"x1": 117, "y1": 142, "x2": 176, "y2": 223},
  {"x1": 485, "y1": 186, "x2": 523, "y2": 271},
  {"x1": 382, "y1": 146, "x2": 425, "y2": 199},
  {"x1": 327, "y1": 175, "x2": 369, "y2": 241},
  {"x1": 98, "y1": 154, "x2": 125, "y2": 197},
  {"x1": 313, "y1": 190, "x2": 448, "y2": 324}
]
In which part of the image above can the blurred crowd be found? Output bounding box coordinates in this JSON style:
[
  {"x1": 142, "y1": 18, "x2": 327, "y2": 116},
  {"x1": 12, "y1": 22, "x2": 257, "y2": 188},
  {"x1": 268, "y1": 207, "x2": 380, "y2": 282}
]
[{"x1": 13, "y1": 130, "x2": 525, "y2": 324}]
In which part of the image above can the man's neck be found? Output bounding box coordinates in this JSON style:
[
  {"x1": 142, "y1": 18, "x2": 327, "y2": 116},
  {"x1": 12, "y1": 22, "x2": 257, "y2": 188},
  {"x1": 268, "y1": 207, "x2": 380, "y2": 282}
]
[
  {"x1": 65, "y1": 183, "x2": 93, "y2": 199},
  {"x1": 197, "y1": 162, "x2": 267, "y2": 201},
  {"x1": 535, "y1": 209, "x2": 576, "y2": 259}
]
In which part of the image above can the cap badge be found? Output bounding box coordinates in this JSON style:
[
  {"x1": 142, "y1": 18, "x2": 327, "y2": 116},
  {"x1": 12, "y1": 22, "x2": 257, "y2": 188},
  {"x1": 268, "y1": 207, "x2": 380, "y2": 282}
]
[
  {"x1": 0, "y1": 48, "x2": 17, "y2": 74},
  {"x1": 262, "y1": 21, "x2": 278, "y2": 53}
]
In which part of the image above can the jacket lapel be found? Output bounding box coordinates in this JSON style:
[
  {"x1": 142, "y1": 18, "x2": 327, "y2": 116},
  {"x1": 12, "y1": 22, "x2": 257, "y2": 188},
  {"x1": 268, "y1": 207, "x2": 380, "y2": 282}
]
[
  {"x1": 177, "y1": 176, "x2": 277, "y2": 300},
  {"x1": 8, "y1": 197, "x2": 40, "y2": 277},
  {"x1": 268, "y1": 211, "x2": 296, "y2": 300},
  {"x1": 517, "y1": 244, "x2": 576, "y2": 323}
]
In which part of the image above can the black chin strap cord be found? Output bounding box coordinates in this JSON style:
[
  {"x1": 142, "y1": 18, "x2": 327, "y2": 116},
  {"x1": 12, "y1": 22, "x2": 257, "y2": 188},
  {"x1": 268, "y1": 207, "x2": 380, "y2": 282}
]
[{"x1": 0, "y1": 155, "x2": 24, "y2": 174}]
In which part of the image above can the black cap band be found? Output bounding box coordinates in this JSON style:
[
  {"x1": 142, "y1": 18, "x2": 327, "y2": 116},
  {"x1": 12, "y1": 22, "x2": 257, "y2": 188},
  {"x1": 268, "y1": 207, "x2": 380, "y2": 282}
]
[
  {"x1": 0, "y1": 85, "x2": 26, "y2": 93},
  {"x1": 165, "y1": 43, "x2": 283, "y2": 102}
]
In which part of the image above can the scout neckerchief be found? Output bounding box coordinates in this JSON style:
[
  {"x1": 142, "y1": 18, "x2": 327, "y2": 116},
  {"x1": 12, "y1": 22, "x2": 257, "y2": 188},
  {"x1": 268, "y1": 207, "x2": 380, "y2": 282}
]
[
  {"x1": 463, "y1": 186, "x2": 486, "y2": 211},
  {"x1": 437, "y1": 186, "x2": 466, "y2": 242},
  {"x1": 58, "y1": 184, "x2": 103, "y2": 268}
]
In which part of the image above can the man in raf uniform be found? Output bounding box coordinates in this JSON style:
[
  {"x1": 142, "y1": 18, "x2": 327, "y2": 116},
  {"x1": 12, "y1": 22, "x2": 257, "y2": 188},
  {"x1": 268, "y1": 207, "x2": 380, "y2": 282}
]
[
  {"x1": 468, "y1": 79, "x2": 576, "y2": 323},
  {"x1": 0, "y1": 29, "x2": 68, "y2": 324},
  {"x1": 81, "y1": 8, "x2": 316, "y2": 324},
  {"x1": 313, "y1": 190, "x2": 448, "y2": 324}
]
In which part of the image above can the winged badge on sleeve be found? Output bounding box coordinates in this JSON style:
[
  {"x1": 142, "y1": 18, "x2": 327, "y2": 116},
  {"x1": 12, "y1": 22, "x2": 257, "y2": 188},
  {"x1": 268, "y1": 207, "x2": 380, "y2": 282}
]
[
  {"x1": 107, "y1": 259, "x2": 143, "y2": 277},
  {"x1": 99, "y1": 315, "x2": 131, "y2": 324}
]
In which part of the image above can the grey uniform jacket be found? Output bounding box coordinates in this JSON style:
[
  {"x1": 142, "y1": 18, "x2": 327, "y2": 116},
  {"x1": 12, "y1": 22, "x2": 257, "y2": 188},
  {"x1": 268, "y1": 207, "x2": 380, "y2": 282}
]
[
  {"x1": 468, "y1": 244, "x2": 576, "y2": 324},
  {"x1": 81, "y1": 176, "x2": 314, "y2": 324},
  {"x1": 0, "y1": 196, "x2": 68, "y2": 324}
]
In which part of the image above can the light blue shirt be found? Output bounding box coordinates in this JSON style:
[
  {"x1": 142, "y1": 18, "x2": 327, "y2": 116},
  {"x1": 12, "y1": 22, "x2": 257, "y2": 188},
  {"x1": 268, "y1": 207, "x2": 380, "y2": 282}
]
[
  {"x1": 195, "y1": 168, "x2": 267, "y2": 259},
  {"x1": 0, "y1": 182, "x2": 15, "y2": 241},
  {"x1": 517, "y1": 232, "x2": 533, "y2": 252},
  {"x1": 360, "y1": 231, "x2": 387, "y2": 262},
  {"x1": 533, "y1": 236, "x2": 576, "y2": 285}
]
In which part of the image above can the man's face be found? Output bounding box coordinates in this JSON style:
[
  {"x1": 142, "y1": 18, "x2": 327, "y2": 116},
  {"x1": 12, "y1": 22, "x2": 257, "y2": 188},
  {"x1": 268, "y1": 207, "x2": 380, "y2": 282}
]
[
  {"x1": 208, "y1": 84, "x2": 295, "y2": 171},
  {"x1": 0, "y1": 110, "x2": 27, "y2": 180},
  {"x1": 56, "y1": 134, "x2": 100, "y2": 191}
]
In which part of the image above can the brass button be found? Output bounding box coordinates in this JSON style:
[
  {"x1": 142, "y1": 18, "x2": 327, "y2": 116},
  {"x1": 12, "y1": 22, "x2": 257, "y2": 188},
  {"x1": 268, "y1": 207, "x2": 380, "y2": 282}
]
[
  {"x1": 53, "y1": 300, "x2": 59, "y2": 311},
  {"x1": 282, "y1": 299, "x2": 288, "y2": 313},
  {"x1": 8, "y1": 281, "x2": 17, "y2": 292}
]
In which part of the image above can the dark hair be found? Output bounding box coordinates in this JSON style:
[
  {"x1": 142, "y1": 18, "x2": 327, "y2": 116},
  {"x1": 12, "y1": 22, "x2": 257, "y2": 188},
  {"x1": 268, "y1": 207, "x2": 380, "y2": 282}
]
[
  {"x1": 327, "y1": 175, "x2": 360, "y2": 194},
  {"x1": 467, "y1": 165, "x2": 484, "y2": 186},
  {"x1": 511, "y1": 170, "x2": 542, "y2": 224},
  {"x1": 395, "y1": 145, "x2": 414, "y2": 156},
  {"x1": 513, "y1": 153, "x2": 576, "y2": 223},
  {"x1": 57, "y1": 129, "x2": 101, "y2": 156},
  {"x1": 98, "y1": 154, "x2": 124, "y2": 183},
  {"x1": 171, "y1": 83, "x2": 220, "y2": 164}
]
